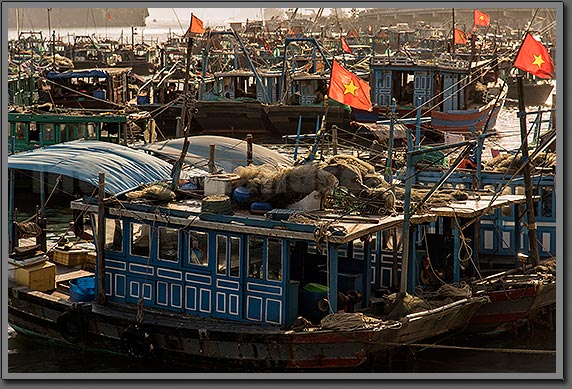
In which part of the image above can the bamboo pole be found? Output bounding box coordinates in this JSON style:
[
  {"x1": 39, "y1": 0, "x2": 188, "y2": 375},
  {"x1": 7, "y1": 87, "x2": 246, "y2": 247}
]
[
  {"x1": 516, "y1": 75, "x2": 540, "y2": 266},
  {"x1": 97, "y1": 172, "x2": 106, "y2": 304}
]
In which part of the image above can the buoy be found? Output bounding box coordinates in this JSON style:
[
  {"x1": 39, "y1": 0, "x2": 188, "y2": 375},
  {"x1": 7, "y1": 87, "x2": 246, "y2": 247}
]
[
  {"x1": 120, "y1": 324, "x2": 154, "y2": 359},
  {"x1": 56, "y1": 308, "x2": 87, "y2": 344}
]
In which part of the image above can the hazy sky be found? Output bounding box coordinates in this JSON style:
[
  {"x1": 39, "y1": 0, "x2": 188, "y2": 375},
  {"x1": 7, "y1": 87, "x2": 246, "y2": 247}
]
[{"x1": 147, "y1": 7, "x2": 339, "y2": 25}]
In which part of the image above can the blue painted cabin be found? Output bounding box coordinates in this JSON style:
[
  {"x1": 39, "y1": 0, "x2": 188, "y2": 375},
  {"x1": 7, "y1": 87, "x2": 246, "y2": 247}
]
[
  {"x1": 73, "y1": 198, "x2": 412, "y2": 327},
  {"x1": 369, "y1": 54, "x2": 468, "y2": 110}
]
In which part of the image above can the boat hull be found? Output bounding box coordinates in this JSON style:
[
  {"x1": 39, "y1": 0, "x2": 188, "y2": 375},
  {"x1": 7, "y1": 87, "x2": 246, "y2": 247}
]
[
  {"x1": 506, "y1": 81, "x2": 554, "y2": 107},
  {"x1": 430, "y1": 102, "x2": 504, "y2": 135},
  {"x1": 8, "y1": 285, "x2": 484, "y2": 370},
  {"x1": 468, "y1": 281, "x2": 556, "y2": 331}
]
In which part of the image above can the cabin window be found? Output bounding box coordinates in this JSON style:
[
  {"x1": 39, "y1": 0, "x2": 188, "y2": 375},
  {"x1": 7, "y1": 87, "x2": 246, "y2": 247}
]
[
  {"x1": 188, "y1": 231, "x2": 208, "y2": 266},
  {"x1": 382, "y1": 229, "x2": 402, "y2": 251},
  {"x1": 29, "y1": 122, "x2": 39, "y2": 141},
  {"x1": 87, "y1": 123, "x2": 98, "y2": 140},
  {"x1": 216, "y1": 235, "x2": 241, "y2": 277},
  {"x1": 103, "y1": 218, "x2": 123, "y2": 252},
  {"x1": 248, "y1": 237, "x2": 264, "y2": 279},
  {"x1": 43, "y1": 123, "x2": 55, "y2": 142},
  {"x1": 78, "y1": 123, "x2": 87, "y2": 139},
  {"x1": 15, "y1": 122, "x2": 26, "y2": 140},
  {"x1": 229, "y1": 237, "x2": 241, "y2": 277},
  {"x1": 541, "y1": 187, "x2": 553, "y2": 218},
  {"x1": 131, "y1": 222, "x2": 150, "y2": 258},
  {"x1": 158, "y1": 227, "x2": 179, "y2": 263},
  {"x1": 266, "y1": 238, "x2": 282, "y2": 281},
  {"x1": 60, "y1": 124, "x2": 77, "y2": 142},
  {"x1": 217, "y1": 235, "x2": 227, "y2": 274}
]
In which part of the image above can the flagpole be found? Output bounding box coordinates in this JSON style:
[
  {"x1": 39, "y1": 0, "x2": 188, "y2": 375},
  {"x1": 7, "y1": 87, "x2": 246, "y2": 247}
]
[
  {"x1": 511, "y1": 9, "x2": 540, "y2": 68},
  {"x1": 451, "y1": 8, "x2": 455, "y2": 54}
]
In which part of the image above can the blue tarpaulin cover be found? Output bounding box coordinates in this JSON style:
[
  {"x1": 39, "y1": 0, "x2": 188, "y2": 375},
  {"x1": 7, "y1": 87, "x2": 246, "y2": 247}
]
[
  {"x1": 8, "y1": 140, "x2": 173, "y2": 195},
  {"x1": 46, "y1": 69, "x2": 110, "y2": 79}
]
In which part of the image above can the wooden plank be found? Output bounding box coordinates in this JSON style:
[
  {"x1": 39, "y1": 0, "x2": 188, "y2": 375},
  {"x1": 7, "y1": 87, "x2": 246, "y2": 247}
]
[{"x1": 55, "y1": 269, "x2": 94, "y2": 284}]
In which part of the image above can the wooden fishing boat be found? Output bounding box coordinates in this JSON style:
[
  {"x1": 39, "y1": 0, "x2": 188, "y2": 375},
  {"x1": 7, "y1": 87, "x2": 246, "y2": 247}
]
[
  {"x1": 357, "y1": 51, "x2": 507, "y2": 138},
  {"x1": 7, "y1": 158, "x2": 488, "y2": 370},
  {"x1": 469, "y1": 263, "x2": 556, "y2": 331},
  {"x1": 7, "y1": 109, "x2": 153, "y2": 154},
  {"x1": 429, "y1": 81, "x2": 507, "y2": 135}
]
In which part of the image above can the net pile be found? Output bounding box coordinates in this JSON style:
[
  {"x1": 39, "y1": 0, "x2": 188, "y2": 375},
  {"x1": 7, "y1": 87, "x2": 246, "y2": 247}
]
[
  {"x1": 321, "y1": 155, "x2": 396, "y2": 215},
  {"x1": 233, "y1": 163, "x2": 338, "y2": 208}
]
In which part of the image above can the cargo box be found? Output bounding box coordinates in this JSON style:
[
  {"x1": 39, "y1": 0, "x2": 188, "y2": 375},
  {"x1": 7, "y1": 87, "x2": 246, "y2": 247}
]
[
  {"x1": 14, "y1": 261, "x2": 56, "y2": 291},
  {"x1": 53, "y1": 249, "x2": 87, "y2": 267}
]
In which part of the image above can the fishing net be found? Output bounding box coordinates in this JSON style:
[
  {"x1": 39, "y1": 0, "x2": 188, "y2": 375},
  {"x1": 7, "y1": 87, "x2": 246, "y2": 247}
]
[
  {"x1": 392, "y1": 187, "x2": 470, "y2": 213},
  {"x1": 378, "y1": 292, "x2": 433, "y2": 321},
  {"x1": 16, "y1": 221, "x2": 42, "y2": 239},
  {"x1": 485, "y1": 152, "x2": 556, "y2": 173},
  {"x1": 320, "y1": 154, "x2": 396, "y2": 215},
  {"x1": 233, "y1": 163, "x2": 338, "y2": 208},
  {"x1": 124, "y1": 183, "x2": 175, "y2": 203}
]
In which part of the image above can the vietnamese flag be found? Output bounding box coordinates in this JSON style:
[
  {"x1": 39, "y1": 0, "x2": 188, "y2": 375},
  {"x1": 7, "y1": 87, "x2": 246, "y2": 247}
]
[
  {"x1": 474, "y1": 10, "x2": 490, "y2": 27},
  {"x1": 328, "y1": 60, "x2": 372, "y2": 111},
  {"x1": 513, "y1": 32, "x2": 554, "y2": 79},
  {"x1": 454, "y1": 28, "x2": 467, "y2": 44},
  {"x1": 184, "y1": 14, "x2": 206, "y2": 37},
  {"x1": 107, "y1": 10, "x2": 111, "y2": 21},
  {"x1": 341, "y1": 37, "x2": 353, "y2": 54}
]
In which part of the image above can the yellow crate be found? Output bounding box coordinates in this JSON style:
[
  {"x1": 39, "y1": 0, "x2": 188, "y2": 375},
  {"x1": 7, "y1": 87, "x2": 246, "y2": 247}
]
[
  {"x1": 52, "y1": 249, "x2": 87, "y2": 267},
  {"x1": 14, "y1": 261, "x2": 56, "y2": 292}
]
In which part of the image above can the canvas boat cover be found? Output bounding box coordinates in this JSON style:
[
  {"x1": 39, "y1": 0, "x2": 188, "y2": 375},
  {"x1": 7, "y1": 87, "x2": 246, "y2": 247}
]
[
  {"x1": 138, "y1": 135, "x2": 291, "y2": 173},
  {"x1": 8, "y1": 140, "x2": 173, "y2": 195}
]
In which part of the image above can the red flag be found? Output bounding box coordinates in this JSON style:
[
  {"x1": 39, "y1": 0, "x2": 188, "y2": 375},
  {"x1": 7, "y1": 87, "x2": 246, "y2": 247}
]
[
  {"x1": 107, "y1": 10, "x2": 111, "y2": 21},
  {"x1": 262, "y1": 37, "x2": 272, "y2": 54},
  {"x1": 513, "y1": 32, "x2": 554, "y2": 79},
  {"x1": 474, "y1": 10, "x2": 490, "y2": 27},
  {"x1": 341, "y1": 37, "x2": 353, "y2": 54},
  {"x1": 328, "y1": 60, "x2": 372, "y2": 111},
  {"x1": 454, "y1": 28, "x2": 467, "y2": 44},
  {"x1": 184, "y1": 14, "x2": 206, "y2": 37}
]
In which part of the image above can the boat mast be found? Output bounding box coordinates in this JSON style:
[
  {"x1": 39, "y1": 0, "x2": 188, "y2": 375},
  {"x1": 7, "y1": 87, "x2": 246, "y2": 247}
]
[
  {"x1": 170, "y1": 13, "x2": 198, "y2": 191},
  {"x1": 516, "y1": 75, "x2": 540, "y2": 266}
]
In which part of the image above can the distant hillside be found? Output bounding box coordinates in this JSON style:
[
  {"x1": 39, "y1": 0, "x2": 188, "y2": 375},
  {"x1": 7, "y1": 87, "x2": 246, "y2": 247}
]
[{"x1": 7, "y1": 8, "x2": 149, "y2": 29}]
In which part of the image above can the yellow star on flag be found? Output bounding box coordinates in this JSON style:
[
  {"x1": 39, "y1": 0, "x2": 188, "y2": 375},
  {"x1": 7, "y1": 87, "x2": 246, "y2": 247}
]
[
  {"x1": 479, "y1": 16, "x2": 484, "y2": 20},
  {"x1": 343, "y1": 79, "x2": 359, "y2": 95},
  {"x1": 531, "y1": 54, "x2": 545, "y2": 69}
]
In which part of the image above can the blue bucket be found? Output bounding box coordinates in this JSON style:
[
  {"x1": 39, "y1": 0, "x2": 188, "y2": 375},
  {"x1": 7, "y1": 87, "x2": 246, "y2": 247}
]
[
  {"x1": 232, "y1": 186, "x2": 251, "y2": 207},
  {"x1": 69, "y1": 276, "x2": 96, "y2": 302},
  {"x1": 92, "y1": 89, "x2": 106, "y2": 100},
  {"x1": 137, "y1": 94, "x2": 150, "y2": 105}
]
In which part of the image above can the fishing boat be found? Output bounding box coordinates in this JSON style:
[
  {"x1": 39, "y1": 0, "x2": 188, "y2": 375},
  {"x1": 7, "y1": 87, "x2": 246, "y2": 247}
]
[
  {"x1": 363, "y1": 52, "x2": 507, "y2": 137},
  {"x1": 397, "y1": 98, "x2": 556, "y2": 334},
  {"x1": 8, "y1": 151, "x2": 490, "y2": 370},
  {"x1": 7, "y1": 109, "x2": 154, "y2": 154},
  {"x1": 44, "y1": 67, "x2": 133, "y2": 110}
]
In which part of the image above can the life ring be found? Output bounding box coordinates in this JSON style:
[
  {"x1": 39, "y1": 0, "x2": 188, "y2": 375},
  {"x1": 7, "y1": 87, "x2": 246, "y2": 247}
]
[
  {"x1": 120, "y1": 324, "x2": 154, "y2": 359},
  {"x1": 56, "y1": 308, "x2": 87, "y2": 344}
]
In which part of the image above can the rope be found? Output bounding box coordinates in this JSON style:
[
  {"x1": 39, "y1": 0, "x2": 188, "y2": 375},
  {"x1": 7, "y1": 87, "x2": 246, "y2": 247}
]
[
  {"x1": 403, "y1": 342, "x2": 556, "y2": 355},
  {"x1": 319, "y1": 312, "x2": 402, "y2": 332},
  {"x1": 16, "y1": 221, "x2": 42, "y2": 238}
]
